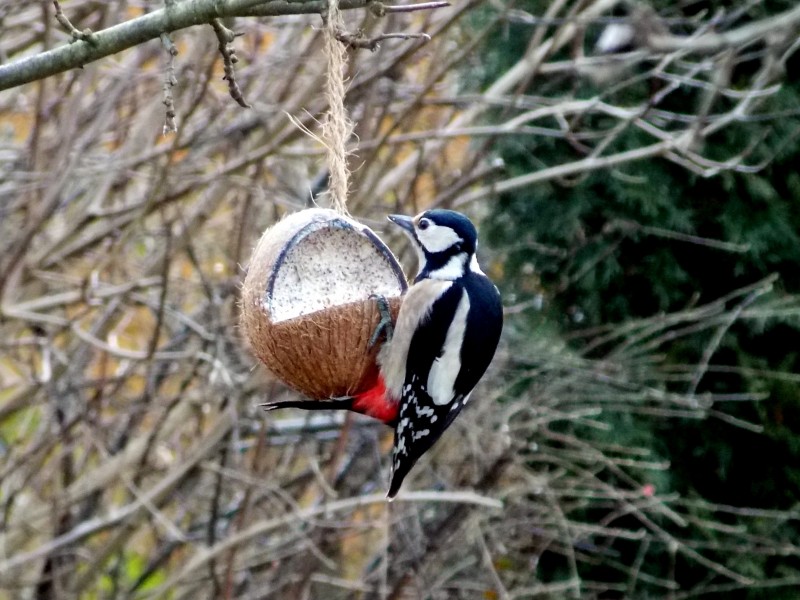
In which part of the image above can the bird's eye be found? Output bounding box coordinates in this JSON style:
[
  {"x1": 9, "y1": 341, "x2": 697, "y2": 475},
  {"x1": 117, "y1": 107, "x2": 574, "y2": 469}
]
[{"x1": 418, "y1": 218, "x2": 430, "y2": 230}]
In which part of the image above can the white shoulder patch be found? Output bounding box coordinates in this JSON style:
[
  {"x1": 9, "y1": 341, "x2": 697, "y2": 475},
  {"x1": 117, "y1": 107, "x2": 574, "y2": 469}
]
[{"x1": 427, "y1": 288, "x2": 471, "y2": 405}]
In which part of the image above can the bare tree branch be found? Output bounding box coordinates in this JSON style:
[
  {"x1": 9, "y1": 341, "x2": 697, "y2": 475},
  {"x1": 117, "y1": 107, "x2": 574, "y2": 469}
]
[
  {"x1": 646, "y1": 3, "x2": 800, "y2": 53},
  {"x1": 1, "y1": 0, "x2": 799, "y2": 596},
  {"x1": 0, "y1": 0, "x2": 372, "y2": 91}
]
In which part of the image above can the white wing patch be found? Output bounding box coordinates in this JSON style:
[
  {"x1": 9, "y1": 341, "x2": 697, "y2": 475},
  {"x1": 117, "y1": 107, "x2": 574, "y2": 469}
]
[{"x1": 427, "y1": 289, "x2": 471, "y2": 405}]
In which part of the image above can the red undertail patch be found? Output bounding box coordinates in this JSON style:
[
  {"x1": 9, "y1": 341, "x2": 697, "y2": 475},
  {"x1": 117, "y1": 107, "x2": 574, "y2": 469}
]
[{"x1": 354, "y1": 376, "x2": 397, "y2": 423}]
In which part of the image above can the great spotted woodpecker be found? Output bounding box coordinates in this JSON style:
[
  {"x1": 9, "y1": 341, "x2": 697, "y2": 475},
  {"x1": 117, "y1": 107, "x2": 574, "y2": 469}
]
[{"x1": 263, "y1": 209, "x2": 503, "y2": 498}]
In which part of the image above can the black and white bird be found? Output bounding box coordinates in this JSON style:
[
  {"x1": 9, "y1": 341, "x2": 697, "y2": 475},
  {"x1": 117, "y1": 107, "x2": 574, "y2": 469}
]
[{"x1": 263, "y1": 209, "x2": 503, "y2": 498}]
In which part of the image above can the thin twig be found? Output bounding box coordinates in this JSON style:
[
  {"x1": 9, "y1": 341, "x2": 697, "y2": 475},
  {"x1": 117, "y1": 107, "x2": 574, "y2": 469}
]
[
  {"x1": 160, "y1": 33, "x2": 179, "y2": 134},
  {"x1": 686, "y1": 276, "x2": 777, "y2": 399},
  {"x1": 370, "y1": 0, "x2": 449, "y2": 16},
  {"x1": 210, "y1": 18, "x2": 250, "y2": 108},
  {"x1": 52, "y1": 0, "x2": 95, "y2": 44},
  {"x1": 335, "y1": 30, "x2": 431, "y2": 51}
]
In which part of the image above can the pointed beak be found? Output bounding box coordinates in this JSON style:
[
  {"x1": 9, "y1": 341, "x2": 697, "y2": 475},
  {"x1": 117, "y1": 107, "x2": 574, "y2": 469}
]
[{"x1": 388, "y1": 214, "x2": 415, "y2": 233}]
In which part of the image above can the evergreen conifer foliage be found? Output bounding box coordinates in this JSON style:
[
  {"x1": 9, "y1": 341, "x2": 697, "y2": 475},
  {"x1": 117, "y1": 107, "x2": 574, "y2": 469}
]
[{"x1": 471, "y1": 0, "x2": 800, "y2": 595}]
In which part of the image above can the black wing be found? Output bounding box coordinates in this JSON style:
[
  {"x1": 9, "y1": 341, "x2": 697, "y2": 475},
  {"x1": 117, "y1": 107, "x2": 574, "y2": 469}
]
[
  {"x1": 453, "y1": 272, "x2": 504, "y2": 398},
  {"x1": 388, "y1": 276, "x2": 503, "y2": 497}
]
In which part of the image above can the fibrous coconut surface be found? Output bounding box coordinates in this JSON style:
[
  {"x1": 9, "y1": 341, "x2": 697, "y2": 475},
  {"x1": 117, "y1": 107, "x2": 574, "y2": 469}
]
[{"x1": 241, "y1": 208, "x2": 406, "y2": 399}]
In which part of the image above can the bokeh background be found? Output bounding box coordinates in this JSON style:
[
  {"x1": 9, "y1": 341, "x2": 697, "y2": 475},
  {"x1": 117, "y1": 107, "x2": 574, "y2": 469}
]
[{"x1": 1, "y1": 0, "x2": 799, "y2": 598}]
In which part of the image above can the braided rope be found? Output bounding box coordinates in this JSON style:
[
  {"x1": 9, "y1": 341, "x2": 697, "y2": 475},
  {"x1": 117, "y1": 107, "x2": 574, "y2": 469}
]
[{"x1": 322, "y1": 0, "x2": 353, "y2": 215}]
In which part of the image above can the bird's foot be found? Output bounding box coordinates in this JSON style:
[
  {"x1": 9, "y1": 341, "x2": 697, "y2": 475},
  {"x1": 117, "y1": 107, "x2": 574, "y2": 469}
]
[{"x1": 368, "y1": 294, "x2": 395, "y2": 348}]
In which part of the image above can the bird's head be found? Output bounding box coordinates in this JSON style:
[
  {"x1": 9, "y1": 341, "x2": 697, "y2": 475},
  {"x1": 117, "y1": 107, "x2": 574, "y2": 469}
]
[{"x1": 388, "y1": 209, "x2": 482, "y2": 281}]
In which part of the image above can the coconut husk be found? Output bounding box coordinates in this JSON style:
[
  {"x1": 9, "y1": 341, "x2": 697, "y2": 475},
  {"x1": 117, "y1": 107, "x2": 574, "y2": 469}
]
[{"x1": 241, "y1": 208, "x2": 406, "y2": 400}]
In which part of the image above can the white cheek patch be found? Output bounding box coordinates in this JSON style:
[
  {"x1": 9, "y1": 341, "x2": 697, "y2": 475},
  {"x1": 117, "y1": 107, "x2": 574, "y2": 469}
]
[
  {"x1": 416, "y1": 223, "x2": 462, "y2": 253},
  {"x1": 427, "y1": 289, "x2": 471, "y2": 405}
]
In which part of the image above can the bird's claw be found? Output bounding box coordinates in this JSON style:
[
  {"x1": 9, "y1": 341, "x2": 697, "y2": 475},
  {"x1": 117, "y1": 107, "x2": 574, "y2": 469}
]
[{"x1": 369, "y1": 294, "x2": 394, "y2": 348}]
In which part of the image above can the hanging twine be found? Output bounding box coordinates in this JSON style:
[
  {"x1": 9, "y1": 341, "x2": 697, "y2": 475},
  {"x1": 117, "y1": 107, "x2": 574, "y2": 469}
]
[{"x1": 322, "y1": 0, "x2": 353, "y2": 216}]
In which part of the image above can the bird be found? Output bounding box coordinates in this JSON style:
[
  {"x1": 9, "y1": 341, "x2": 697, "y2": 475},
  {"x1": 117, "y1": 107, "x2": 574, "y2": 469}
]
[{"x1": 262, "y1": 209, "x2": 503, "y2": 498}]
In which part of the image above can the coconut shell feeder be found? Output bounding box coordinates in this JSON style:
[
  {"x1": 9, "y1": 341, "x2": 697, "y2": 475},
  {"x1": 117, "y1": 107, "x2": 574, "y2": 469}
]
[{"x1": 241, "y1": 208, "x2": 406, "y2": 400}]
